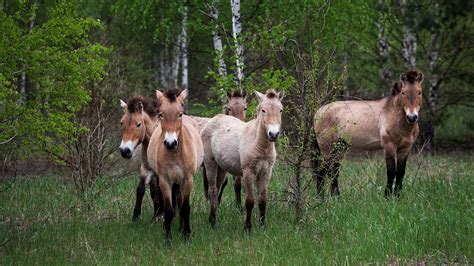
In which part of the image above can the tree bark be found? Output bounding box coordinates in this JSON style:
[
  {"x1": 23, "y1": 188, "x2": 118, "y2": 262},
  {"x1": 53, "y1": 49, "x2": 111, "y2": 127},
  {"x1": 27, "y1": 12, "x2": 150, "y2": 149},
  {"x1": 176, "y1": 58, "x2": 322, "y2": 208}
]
[
  {"x1": 401, "y1": 0, "x2": 417, "y2": 69},
  {"x1": 180, "y1": 6, "x2": 188, "y2": 92},
  {"x1": 210, "y1": 0, "x2": 227, "y2": 78},
  {"x1": 231, "y1": 0, "x2": 244, "y2": 85},
  {"x1": 376, "y1": 1, "x2": 391, "y2": 95}
]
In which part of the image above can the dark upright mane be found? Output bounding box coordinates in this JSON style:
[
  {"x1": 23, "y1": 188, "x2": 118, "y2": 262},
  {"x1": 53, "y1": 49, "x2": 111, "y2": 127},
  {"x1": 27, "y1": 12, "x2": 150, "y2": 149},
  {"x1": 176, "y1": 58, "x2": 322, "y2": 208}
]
[
  {"x1": 227, "y1": 90, "x2": 247, "y2": 98},
  {"x1": 405, "y1": 70, "x2": 420, "y2": 84},
  {"x1": 163, "y1": 88, "x2": 182, "y2": 102},
  {"x1": 265, "y1": 89, "x2": 278, "y2": 99},
  {"x1": 126, "y1": 96, "x2": 160, "y2": 116}
]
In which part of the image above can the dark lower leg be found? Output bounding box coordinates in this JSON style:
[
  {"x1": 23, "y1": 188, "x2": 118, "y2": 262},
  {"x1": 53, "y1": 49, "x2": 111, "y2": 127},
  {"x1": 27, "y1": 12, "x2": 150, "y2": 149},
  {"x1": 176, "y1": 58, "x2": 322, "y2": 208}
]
[
  {"x1": 330, "y1": 162, "x2": 341, "y2": 196},
  {"x1": 395, "y1": 157, "x2": 407, "y2": 196},
  {"x1": 234, "y1": 176, "x2": 242, "y2": 207},
  {"x1": 150, "y1": 181, "x2": 163, "y2": 218},
  {"x1": 258, "y1": 199, "x2": 266, "y2": 226},
  {"x1": 132, "y1": 180, "x2": 146, "y2": 222},
  {"x1": 172, "y1": 184, "x2": 179, "y2": 210},
  {"x1": 218, "y1": 177, "x2": 228, "y2": 204},
  {"x1": 244, "y1": 197, "x2": 254, "y2": 232},
  {"x1": 384, "y1": 157, "x2": 396, "y2": 197},
  {"x1": 202, "y1": 166, "x2": 209, "y2": 200},
  {"x1": 163, "y1": 201, "x2": 174, "y2": 242},
  {"x1": 179, "y1": 195, "x2": 191, "y2": 237}
]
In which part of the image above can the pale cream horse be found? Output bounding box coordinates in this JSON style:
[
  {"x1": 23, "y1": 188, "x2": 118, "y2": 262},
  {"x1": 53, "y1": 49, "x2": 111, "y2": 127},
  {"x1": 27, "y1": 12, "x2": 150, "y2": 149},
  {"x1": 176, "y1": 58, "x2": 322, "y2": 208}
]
[
  {"x1": 201, "y1": 90, "x2": 283, "y2": 231},
  {"x1": 147, "y1": 89, "x2": 204, "y2": 241}
]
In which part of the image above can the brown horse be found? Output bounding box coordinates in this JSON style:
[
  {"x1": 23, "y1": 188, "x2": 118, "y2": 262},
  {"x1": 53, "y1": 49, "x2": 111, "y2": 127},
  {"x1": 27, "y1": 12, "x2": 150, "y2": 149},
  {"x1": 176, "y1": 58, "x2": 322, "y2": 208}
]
[
  {"x1": 201, "y1": 90, "x2": 283, "y2": 231},
  {"x1": 147, "y1": 89, "x2": 204, "y2": 241},
  {"x1": 313, "y1": 70, "x2": 423, "y2": 196},
  {"x1": 119, "y1": 96, "x2": 163, "y2": 221},
  {"x1": 201, "y1": 90, "x2": 248, "y2": 206}
]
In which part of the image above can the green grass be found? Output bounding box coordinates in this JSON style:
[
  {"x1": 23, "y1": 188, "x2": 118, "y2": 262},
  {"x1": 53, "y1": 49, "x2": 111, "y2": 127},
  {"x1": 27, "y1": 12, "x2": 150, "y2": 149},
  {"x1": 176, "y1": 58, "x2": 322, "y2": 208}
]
[{"x1": 1, "y1": 153, "x2": 473, "y2": 264}]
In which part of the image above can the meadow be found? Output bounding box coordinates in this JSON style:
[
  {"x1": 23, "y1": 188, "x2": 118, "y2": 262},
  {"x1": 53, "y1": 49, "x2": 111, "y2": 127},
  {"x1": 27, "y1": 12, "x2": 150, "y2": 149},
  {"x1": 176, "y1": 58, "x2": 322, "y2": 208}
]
[{"x1": 1, "y1": 152, "x2": 472, "y2": 264}]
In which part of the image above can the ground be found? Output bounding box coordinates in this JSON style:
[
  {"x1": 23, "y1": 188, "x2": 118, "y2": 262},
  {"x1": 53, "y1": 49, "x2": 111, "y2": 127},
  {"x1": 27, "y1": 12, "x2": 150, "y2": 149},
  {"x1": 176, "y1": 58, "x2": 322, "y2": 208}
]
[{"x1": 0, "y1": 152, "x2": 472, "y2": 264}]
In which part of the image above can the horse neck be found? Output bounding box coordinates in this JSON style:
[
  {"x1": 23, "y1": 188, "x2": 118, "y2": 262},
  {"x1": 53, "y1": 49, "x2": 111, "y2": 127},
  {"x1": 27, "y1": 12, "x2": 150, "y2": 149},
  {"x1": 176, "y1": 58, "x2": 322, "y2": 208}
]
[{"x1": 252, "y1": 115, "x2": 274, "y2": 155}]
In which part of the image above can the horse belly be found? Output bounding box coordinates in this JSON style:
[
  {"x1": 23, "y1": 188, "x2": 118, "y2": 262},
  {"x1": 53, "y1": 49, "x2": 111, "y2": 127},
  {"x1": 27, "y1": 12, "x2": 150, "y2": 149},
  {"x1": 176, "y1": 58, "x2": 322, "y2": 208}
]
[{"x1": 212, "y1": 134, "x2": 242, "y2": 176}]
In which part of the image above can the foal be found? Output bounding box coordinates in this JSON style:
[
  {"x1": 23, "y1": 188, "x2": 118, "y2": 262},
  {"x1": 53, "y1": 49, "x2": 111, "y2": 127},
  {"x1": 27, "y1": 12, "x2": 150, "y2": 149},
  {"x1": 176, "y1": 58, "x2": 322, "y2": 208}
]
[
  {"x1": 147, "y1": 89, "x2": 204, "y2": 241},
  {"x1": 201, "y1": 90, "x2": 283, "y2": 231},
  {"x1": 119, "y1": 96, "x2": 163, "y2": 221},
  {"x1": 313, "y1": 70, "x2": 423, "y2": 196}
]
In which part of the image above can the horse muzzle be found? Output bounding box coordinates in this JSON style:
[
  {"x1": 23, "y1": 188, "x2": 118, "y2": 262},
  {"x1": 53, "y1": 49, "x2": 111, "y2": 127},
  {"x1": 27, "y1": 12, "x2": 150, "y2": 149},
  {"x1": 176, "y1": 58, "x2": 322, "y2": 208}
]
[
  {"x1": 119, "y1": 147, "x2": 133, "y2": 159},
  {"x1": 406, "y1": 114, "x2": 418, "y2": 124},
  {"x1": 268, "y1": 131, "x2": 280, "y2": 142},
  {"x1": 164, "y1": 139, "x2": 178, "y2": 151}
]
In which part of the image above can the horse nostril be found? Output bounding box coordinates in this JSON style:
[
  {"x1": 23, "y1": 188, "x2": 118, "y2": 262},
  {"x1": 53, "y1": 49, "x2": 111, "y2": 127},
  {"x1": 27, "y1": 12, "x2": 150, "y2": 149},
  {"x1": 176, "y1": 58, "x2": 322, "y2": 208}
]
[
  {"x1": 164, "y1": 140, "x2": 178, "y2": 151},
  {"x1": 268, "y1": 131, "x2": 280, "y2": 141},
  {"x1": 120, "y1": 147, "x2": 132, "y2": 158},
  {"x1": 406, "y1": 114, "x2": 418, "y2": 123}
]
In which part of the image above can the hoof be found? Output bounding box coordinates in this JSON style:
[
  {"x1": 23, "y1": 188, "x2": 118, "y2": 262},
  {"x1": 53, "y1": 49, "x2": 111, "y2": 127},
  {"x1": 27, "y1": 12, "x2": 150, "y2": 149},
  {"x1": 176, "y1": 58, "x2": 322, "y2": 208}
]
[
  {"x1": 132, "y1": 216, "x2": 139, "y2": 222},
  {"x1": 244, "y1": 223, "x2": 252, "y2": 233}
]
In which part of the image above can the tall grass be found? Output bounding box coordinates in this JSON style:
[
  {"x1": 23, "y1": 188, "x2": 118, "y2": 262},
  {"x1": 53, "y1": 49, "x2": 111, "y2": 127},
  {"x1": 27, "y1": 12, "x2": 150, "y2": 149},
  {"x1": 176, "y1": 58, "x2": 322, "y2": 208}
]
[{"x1": 1, "y1": 153, "x2": 472, "y2": 264}]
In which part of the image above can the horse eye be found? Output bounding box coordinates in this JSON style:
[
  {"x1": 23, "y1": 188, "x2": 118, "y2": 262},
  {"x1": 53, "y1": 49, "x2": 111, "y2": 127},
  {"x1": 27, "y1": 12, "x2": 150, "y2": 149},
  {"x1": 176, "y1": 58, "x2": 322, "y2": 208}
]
[
  {"x1": 280, "y1": 109, "x2": 283, "y2": 113},
  {"x1": 136, "y1": 122, "x2": 142, "y2": 128},
  {"x1": 262, "y1": 109, "x2": 266, "y2": 113},
  {"x1": 159, "y1": 113, "x2": 163, "y2": 118},
  {"x1": 402, "y1": 92, "x2": 406, "y2": 95},
  {"x1": 244, "y1": 107, "x2": 247, "y2": 110},
  {"x1": 418, "y1": 92, "x2": 422, "y2": 96},
  {"x1": 179, "y1": 113, "x2": 183, "y2": 118}
]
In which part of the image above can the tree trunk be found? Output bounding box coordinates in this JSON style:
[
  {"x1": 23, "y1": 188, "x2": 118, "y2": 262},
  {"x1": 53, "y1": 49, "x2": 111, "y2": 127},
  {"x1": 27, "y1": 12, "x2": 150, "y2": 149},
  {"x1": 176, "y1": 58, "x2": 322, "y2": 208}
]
[
  {"x1": 180, "y1": 6, "x2": 189, "y2": 110},
  {"x1": 425, "y1": 0, "x2": 440, "y2": 146},
  {"x1": 376, "y1": 2, "x2": 391, "y2": 95},
  {"x1": 210, "y1": 0, "x2": 227, "y2": 78},
  {"x1": 159, "y1": 49, "x2": 167, "y2": 88},
  {"x1": 401, "y1": 0, "x2": 417, "y2": 69},
  {"x1": 231, "y1": 0, "x2": 244, "y2": 86},
  {"x1": 171, "y1": 38, "x2": 180, "y2": 88}
]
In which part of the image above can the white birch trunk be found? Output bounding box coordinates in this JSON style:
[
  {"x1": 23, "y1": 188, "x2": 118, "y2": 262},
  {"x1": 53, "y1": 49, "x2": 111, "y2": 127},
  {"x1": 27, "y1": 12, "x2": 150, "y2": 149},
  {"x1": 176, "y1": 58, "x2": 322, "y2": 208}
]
[
  {"x1": 231, "y1": 0, "x2": 244, "y2": 85},
  {"x1": 428, "y1": 0, "x2": 439, "y2": 113},
  {"x1": 171, "y1": 38, "x2": 180, "y2": 88},
  {"x1": 401, "y1": 0, "x2": 417, "y2": 69},
  {"x1": 159, "y1": 49, "x2": 166, "y2": 88},
  {"x1": 180, "y1": 6, "x2": 188, "y2": 91},
  {"x1": 210, "y1": 0, "x2": 227, "y2": 77}
]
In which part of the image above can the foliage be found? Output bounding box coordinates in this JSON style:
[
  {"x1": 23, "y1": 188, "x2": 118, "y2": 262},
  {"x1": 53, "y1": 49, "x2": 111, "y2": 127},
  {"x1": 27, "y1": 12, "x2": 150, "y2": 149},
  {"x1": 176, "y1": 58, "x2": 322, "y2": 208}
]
[{"x1": 0, "y1": 0, "x2": 108, "y2": 159}]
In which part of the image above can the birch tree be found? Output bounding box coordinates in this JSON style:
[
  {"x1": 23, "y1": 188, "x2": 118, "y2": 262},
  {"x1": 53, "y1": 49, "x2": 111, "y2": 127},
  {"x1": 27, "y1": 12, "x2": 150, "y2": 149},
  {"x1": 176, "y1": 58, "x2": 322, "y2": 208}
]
[
  {"x1": 231, "y1": 0, "x2": 244, "y2": 86},
  {"x1": 376, "y1": 1, "x2": 391, "y2": 95},
  {"x1": 401, "y1": 0, "x2": 417, "y2": 69},
  {"x1": 210, "y1": 0, "x2": 227, "y2": 78},
  {"x1": 428, "y1": 0, "x2": 439, "y2": 114},
  {"x1": 180, "y1": 5, "x2": 188, "y2": 92}
]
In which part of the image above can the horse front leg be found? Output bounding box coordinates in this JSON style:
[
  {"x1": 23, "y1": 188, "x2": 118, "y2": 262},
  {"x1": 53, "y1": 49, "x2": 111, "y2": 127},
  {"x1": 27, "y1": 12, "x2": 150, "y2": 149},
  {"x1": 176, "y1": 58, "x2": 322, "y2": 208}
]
[
  {"x1": 395, "y1": 147, "x2": 410, "y2": 197},
  {"x1": 159, "y1": 178, "x2": 174, "y2": 243},
  {"x1": 256, "y1": 171, "x2": 271, "y2": 227},
  {"x1": 243, "y1": 170, "x2": 255, "y2": 232},
  {"x1": 149, "y1": 175, "x2": 163, "y2": 220},
  {"x1": 179, "y1": 176, "x2": 193, "y2": 238},
  {"x1": 383, "y1": 143, "x2": 397, "y2": 197},
  {"x1": 132, "y1": 178, "x2": 146, "y2": 222}
]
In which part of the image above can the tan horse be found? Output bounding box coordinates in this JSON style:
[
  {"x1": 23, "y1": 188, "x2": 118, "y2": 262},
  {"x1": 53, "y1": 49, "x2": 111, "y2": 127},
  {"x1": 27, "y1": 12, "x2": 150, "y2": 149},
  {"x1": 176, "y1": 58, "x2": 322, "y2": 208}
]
[
  {"x1": 201, "y1": 90, "x2": 283, "y2": 231},
  {"x1": 119, "y1": 96, "x2": 163, "y2": 221},
  {"x1": 147, "y1": 89, "x2": 204, "y2": 241},
  {"x1": 313, "y1": 70, "x2": 423, "y2": 196},
  {"x1": 200, "y1": 90, "x2": 248, "y2": 206}
]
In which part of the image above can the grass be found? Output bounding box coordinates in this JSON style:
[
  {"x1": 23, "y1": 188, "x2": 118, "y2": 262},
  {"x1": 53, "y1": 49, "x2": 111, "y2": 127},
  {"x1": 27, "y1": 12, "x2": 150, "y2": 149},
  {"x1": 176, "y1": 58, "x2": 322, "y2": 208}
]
[{"x1": 1, "y1": 152, "x2": 472, "y2": 264}]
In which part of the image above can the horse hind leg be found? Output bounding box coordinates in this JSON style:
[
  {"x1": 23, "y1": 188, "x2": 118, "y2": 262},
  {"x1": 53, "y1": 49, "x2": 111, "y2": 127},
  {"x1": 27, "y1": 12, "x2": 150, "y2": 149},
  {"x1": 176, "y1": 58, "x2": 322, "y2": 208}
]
[
  {"x1": 205, "y1": 160, "x2": 219, "y2": 227},
  {"x1": 311, "y1": 134, "x2": 328, "y2": 196},
  {"x1": 234, "y1": 176, "x2": 242, "y2": 208},
  {"x1": 132, "y1": 178, "x2": 146, "y2": 222},
  {"x1": 216, "y1": 168, "x2": 227, "y2": 205},
  {"x1": 218, "y1": 176, "x2": 228, "y2": 204}
]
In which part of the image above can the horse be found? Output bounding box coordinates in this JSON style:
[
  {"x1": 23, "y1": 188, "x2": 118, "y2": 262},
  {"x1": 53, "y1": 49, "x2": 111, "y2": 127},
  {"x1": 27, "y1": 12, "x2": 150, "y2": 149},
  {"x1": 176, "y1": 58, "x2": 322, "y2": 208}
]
[
  {"x1": 313, "y1": 70, "x2": 423, "y2": 197},
  {"x1": 119, "y1": 96, "x2": 163, "y2": 221},
  {"x1": 201, "y1": 89, "x2": 283, "y2": 231},
  {"x1": 147, "y1": 89, "x2": 204, "y2": 241},
  {"x1": 200, "y1": 90, "x2": 248, "y2": 207}
]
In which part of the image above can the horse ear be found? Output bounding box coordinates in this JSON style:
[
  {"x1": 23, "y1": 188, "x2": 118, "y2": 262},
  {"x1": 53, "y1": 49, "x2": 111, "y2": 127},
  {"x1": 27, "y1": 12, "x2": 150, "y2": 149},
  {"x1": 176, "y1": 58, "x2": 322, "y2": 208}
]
[
  {"x1": 277, "y1": 91, "x2": 285, "y2": 100},
  {"x1": 120, "y1": 99, "x2": 127, "y2": 111},
  {"x1": 242, "y1": 90, "x2": 247, "y2": 99},
  {"x1": 226, "y1": 90, "x2": 232, "y2": 99},
  {"x1": 156, "y1": 90, "x2": 164, "y2": 103},
  {"x1": 416, "y1": 72, "x2": 424, "y2": 83},
  {"x1": 400, "y1": 73, "x2": 408, "y2": 85},
  {"x1": 255, "y1": 91, "x2": 265, "y2": 102},
  {"x1": 178, "y1": 89, "x2": 188, "y2": 104}
]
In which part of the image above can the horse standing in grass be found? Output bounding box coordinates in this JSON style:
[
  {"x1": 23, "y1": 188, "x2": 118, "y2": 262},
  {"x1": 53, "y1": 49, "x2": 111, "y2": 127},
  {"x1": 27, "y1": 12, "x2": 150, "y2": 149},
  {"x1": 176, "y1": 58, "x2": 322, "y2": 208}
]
[
  {"x1": 147, "y1": 89, "x2": 203, "y2": 241},
  {"x1": 200, "y1": 90, "x2": 248, "y2": 207},
  {"x1": 313, "y1": 70, "x2": 423, "y2": 196},
  {"x1": 201, "y1": 90, "x2": 283, "y2": 231},
  {"x1": 119, "y1": 96, "x2": 163, "y2": 221}
]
